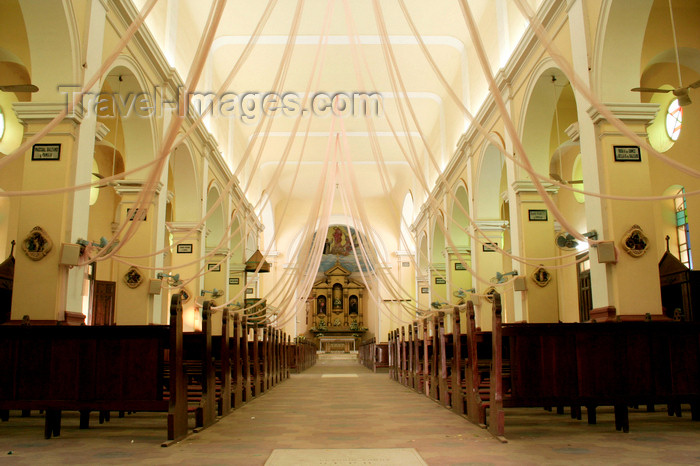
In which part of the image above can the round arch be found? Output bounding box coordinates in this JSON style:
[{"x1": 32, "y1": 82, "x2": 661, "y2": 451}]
[
  {"x1": 205, "y1": 184, "x2": 225, "y2": 250},
  {"x1": 476, "y1": 142, "x2": 506, "y2": 219},
  {"x1": 593, "y1": 0, "x2": 654, "y2": 101},
  {"x1": 430, "y1": 212, "x2": 446, "y2": 265},
  {"x1": 18, "y1": 0, "x2": 80, "y2": 100},
  {"x1": 101, "y1": 56, "x2": 157, "y2": 171},
  {"x1": 400, "y1": 191, "x2": 415, "y2": 253},
  {"x1": 449, "y1": 181, "x2": 470, "y2": 248},
  {"x1": 417, "y1": 232, "x2": 429, "y2": 276},
  {"x1": 169, "y1": 142, "x2": 200, "y2": 221}
]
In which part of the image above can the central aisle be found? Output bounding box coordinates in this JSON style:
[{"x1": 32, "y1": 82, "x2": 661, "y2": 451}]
[{"x1": 175, "y1": 353, "x2": 495, "y2": 464}]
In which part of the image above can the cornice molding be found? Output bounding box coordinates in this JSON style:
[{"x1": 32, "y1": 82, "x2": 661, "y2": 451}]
[
  {"x1": 166, "y1": 221, "x2": 204, "y2": 234},
  {"x1": 445, "y1": 247, "x2": 471, "y2": 256},
  {"x1": 511, "y1": 180, "x2": 559, "y2": 195},
  {"x1": 473, "y1": 220, "x2": 509, "y2": 231},
  {"x1": 205, "y1": 247, "x2": 229, "y2": 257},
  {"x1": 13, "y1": 102, "x2": 84, "y2": 125},
  {"x1": 113, "y1": 180, "x2": 163, "y2": 196},
  {"x1": 587, "y1": 103, "x2": 659, "y2": 126}
]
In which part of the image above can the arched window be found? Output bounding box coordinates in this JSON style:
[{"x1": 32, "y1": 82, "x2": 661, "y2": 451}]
[
  {"x1": 665, "y1": 99, "x2": 683, "y2": 142},
  {"x1": 675, "y1": 188, "x2": 692, "y2": 268}
]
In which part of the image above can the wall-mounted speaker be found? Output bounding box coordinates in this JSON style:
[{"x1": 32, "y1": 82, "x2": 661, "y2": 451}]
[
  {"x1": 513, "y1": 276, "x2": 528, "y2": 291},
  {"x1": 59, "y1": 243, "x2": 81, "y2": 266},
  {"x1": 596, "y1": 241, "x2": 617, "y2": 264},
  {"x1": 148, "y1": 279, "x2": 162, "y2": 295}
]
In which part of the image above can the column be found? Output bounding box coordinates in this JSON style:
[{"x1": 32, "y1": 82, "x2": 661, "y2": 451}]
[
  {"x1": 11, "y1": 104, "x2": 84, "y2": 321},
  {"x1": 167, "y1": 221, "x2": 204, "y2": 330},
  {"x1": 472, "y1": 220, "x2": 508, "y2": 329},
  {"x1": 586, "y1": 103, "x2": 662, "y2": 315},
  {"x1": 512, "y1": 181, "x2": 560, "y2": 323},
  {"x1": 112, "y1": 180, "x2": 162, "y2": 324},
  {"x1": 204, "y1": 246, "x2": 229, "y2": 334}
]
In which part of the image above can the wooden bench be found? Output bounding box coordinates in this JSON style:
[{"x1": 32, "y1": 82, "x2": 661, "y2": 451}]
[
  {"x1": 487, "y1": 292, "x2": 700, "y2": 440},
  {"x1": 0, "y1": 295, "x2": 188, "y2": 444}
]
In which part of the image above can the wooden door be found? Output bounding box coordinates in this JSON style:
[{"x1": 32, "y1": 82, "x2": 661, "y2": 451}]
[
  {"x1": 92, "y1": 280, "x2": 116, "y2": 325},
  {"x1": 577, "y1": 253, "x2": 592, "y2": 322}
]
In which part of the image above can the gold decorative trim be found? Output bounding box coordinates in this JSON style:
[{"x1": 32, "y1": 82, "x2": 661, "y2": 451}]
[
  {"x1": 21, "y1": 226, "x2": 53, "y2": 261},
  {"x1": 621, "y1": 224, "x2": 649, "y2": 258},
  {"x1": 123, "y1": 266, "x2": 143, "y2": 289}
]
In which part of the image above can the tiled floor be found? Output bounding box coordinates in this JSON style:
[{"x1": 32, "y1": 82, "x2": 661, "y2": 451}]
[{"x1": 1, "y1": 354, "x2": 699, "y2": 465}]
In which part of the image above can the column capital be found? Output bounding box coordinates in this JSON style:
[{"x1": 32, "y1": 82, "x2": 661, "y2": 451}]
[
  {"x1": 429, "y1": 264, "x2": 446, "y2": 273},
  {"x1": 511, "y1": 180, "x2": 559, "y2": 195},
  {"x1": 229, "y1": 264, "x2": 247, "y2": 273},
  {"x1": 445, "y1": 247, "x2": 471, "y2": 256},
  {"x1": 113, "y1": 180, "x2": 164, "y2": 197},
  {"x1": 166, "y1": 221, "x2": 204, "y2": 235},
  {"x1": 473, "y1": 220, "x2": 509, "y2": 231},
  {"x1": 587, "y1": 102, "x2": 659, "y2": 126},
  {"x1": 13, "y1": 102, "x2": 84, "y2": 126},
  {"x1": 205, "y1": 246, "x2": 230, "y2": 257}
]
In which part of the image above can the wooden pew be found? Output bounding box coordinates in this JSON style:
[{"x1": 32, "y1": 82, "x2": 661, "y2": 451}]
[
  {"x1": 487, "y1": 292, "x2": 700, "y2": 440},
  {"x1": 463, "y1": 301, "x2": 489, "y2": 427},
  {"x1": 0, "y1": 295, "x2": 188, "y2": 443},
  {"x1": 182, "y1": 301, "x2": 217, "y2": 431}
]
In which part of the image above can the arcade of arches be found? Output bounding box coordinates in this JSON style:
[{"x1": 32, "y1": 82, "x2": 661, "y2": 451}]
[{"x1": 1, "y1": 0, "x2": 700, "y2": 463}]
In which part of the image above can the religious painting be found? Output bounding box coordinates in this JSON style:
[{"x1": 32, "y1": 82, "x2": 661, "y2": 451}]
[
  {"x1": 531, "y1": 266, "x2": 551, "y2": 287},
  {"x1": 21, "y1": 226, "x2": 52, "y2": 261},
  {"x1": 180, "y1": 287, "x2": 192, "y2": 304},
  {"x1": 123, "y1": 266, "x2": 143, "y2": 289},
  {"x1": 318, "y1": 225, "x2": 372, "y2": 273},
  {"x1": 484, "y1": 286, "x2": 497, "y2": 303},
  {"x1": 317, "y1": 295, "x2": 327, "y2": 315},
  {"x1": 349, "y1": 295, "x2": 359, "y2": 315},
  {"x1": 621, "y1": 224, "x2": 649, "y2": 258}
]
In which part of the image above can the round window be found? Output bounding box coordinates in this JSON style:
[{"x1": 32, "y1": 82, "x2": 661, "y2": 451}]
[{"x1": 665, "y1": 99, "x2": 682, "y2": 141}]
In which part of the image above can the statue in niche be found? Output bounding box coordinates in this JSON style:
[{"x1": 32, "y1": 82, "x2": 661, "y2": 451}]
[
  {"x1": 349, "y1": 295, "x2": 358, "y2": 315},
  {"x1": 317, "y1": 295, "x2": 327, "y2": 315},
  {"x1": 332, "y1": 283, "x2": 343, "y2": 309}
]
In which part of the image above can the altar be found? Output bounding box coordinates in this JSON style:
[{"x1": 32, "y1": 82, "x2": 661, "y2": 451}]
[
  {"x1": 318, "y1": 337, "x2": 357, "y2": 353},
  {"x1": 308, "y1": 260, "x2": 367, "y2": 345}
]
